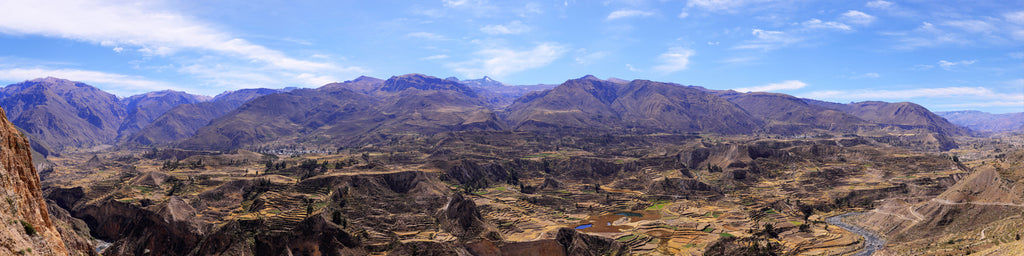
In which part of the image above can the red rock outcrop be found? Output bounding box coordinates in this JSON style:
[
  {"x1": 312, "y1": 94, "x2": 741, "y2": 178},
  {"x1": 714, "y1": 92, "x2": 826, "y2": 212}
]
[{"x1": 0, "y1": 106, "x2": 68, "y2": 255}]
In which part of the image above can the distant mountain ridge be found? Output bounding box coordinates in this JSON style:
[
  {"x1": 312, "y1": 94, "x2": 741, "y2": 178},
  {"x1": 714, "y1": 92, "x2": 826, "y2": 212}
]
[
  {"x1": 717, "y1": 91, "x2": 868, "y2": 135},
  {"x1": 0, "y1": 75, "x2": 976, "y2": 153},
  {"x1": 506, "y1": 76, "x2": 763, "y2": 134},
  {"x1": 937, "y1": 111, "x2": 1024, "y2": 133},
  {"x1": 181, "y1": 74, "x2": 503, "y2": 150},
  {"x1": 0, "y1": 77, "x2": 128, "y2": 152},
  {"x1": 123, "y1": 88, "x2": 286, "y2": 146},
  {"x1": 118, "y1": 90, "x2": 210, "y2": 139},
  {"x1": 0, "y1": 77, "x2": 283, "y2": 152},
  {"x1": 805, "y1": 100, "x2": 969, "y2": 136}
]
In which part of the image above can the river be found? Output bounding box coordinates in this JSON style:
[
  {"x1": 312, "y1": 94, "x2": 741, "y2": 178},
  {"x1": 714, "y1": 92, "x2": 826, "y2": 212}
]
[{"x1": 826, "y1": 212, "x2": 885, "y2": 256}]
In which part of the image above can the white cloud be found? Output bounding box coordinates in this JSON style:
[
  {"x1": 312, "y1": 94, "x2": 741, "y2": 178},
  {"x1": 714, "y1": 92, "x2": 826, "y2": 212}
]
[
  {"x1": 852, "y1": 72, "x2": 881, "y2": 79},
  {"x1": 803, "y1": 86, "x2": 1024, "y2": 112},
  {"x1": 802, "y1": 19, "x2": 851, "y2": 31},
  {"x1": 652, "y1": 47, "x2": 695, "y2": 74},
  {"x1": 719, "y1": 56, "x2": 758, "y2": 64},
  {"x1": 891, "y1": 22, "x2": 969, "y2": 49},
  {"x1": 449, "y1": 43, "x2": 568, "y2": 78},
  {"x1": 406, "y1": 32, "x2": 447, "y2": 40},
  {"x1": 840, "y1": 10, "x2": 875, "y2": 25},
  {"x1": 735, "y1": 80, "x2": 807, "y2": 92},
  {"x1": 678, "y1": 11, "x2": 689, "y2": 19},
  {"x1": 0, "y1": 0, "x2": 360, "y2": 81},
  {"x1": 943, "y1": 20, "x2": 997, "y2": 34},
  {"x1": 686, "y1": 0, "x2": 777, "y2": 13},
  {"x1": 607, "y1": 9, "x2": 655, "y2": 20},
  {"x1": 626, "y1": 64, "x2": 638, "y2": 72},
  {"x1": 1006, "y1": 11, "x2": 1024, "y2": 24},
  {"x1": 295, "y1": 73, "x2": 338, "y2": 87},
  {"x1": 937, "y1": 59, "x2": 976, "y2": 70},
  {"x1": 574, "y1": 49, "x2": 609, "y2": 65},
  {"x1": 440, "y1": 0, "x2": 501, "y2": 16},
  {"x1": 865, "y1": 0, "x2": 893, "y2": 9},
  {"x1": 0, "y1": 67, "x2": 180, "y2": 96},
  {"x1": 913, "y1": 64, "x2": 935, "y2": 70},
  {"x1": 480, "y1": 20, "x2": 531, "y2": 35},
  {"x1": 421, "y1": 55, "x2": 450, "y2": 60},
  {"x1": 735, "y1": 29, "x2": 801, "y2": 50},
  {"x1": 802, "y1": 87, "x2": 1023, "y2": 102},
  {"x1": 443, "y1": 0, "x2": 473, "y2": 7}
]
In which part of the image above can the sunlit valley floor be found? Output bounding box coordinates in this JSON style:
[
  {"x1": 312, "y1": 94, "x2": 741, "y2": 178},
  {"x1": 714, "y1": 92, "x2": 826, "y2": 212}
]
[{"x1": 38, "y1": 131, "x2": 1024, "y2": 255}]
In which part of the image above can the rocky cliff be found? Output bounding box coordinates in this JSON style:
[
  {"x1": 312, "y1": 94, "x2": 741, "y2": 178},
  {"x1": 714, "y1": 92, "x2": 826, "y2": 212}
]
[{"x1": 0, "y1": 106, "x2": 68, "y2": 255}]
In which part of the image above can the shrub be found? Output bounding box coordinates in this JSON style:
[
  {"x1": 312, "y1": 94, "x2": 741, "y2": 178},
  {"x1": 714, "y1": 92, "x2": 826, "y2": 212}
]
[{"x1": 20, "y1": 220, "x2": 36, "y2": 236}]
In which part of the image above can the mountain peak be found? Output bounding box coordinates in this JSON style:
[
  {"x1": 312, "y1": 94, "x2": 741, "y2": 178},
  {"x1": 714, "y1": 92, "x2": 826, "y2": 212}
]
[
  {"x1": 19, "y1": 77, "x2": 89, "y2": 90},
  {"x1": 579, "y1": 74, "x2": 601, "y2": 81},
  {"x1": 459, "y1": 76, "x2": 506, "y2": 87},
  {"x1": 352, "y1": 75, "x2": 382, "y2": 83},
  {"x1": 607, "y1": 77, "x2": 630, "y2": 84},
  {"x1": 380, "y1": 73, "x2": 476, "y2": 96},
  {"x1": 29, "y1": 76, "x2": 73, "y2": 83}
]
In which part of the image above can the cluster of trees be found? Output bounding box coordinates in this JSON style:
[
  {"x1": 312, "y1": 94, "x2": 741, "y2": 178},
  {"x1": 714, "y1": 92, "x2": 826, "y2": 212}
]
[{"x1": 707, "y1": 163, "x2": 724, "y2": 173}]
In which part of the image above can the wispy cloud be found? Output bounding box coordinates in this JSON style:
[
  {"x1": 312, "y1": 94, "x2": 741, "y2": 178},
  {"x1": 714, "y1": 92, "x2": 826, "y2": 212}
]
[
  {"x1": 480, "y1": 20, "x2": 531, "y2": 35},
  {"x1": 735, "y1": 29, "x2": 801, "y2": 50},
  {"x1": 943, "y1": 20, "x2": 997, "y2": 34},
  {"x1": 678, "y1": 11, "x2": 689, "y2": 18},
  {"x1": 607, "y1": 10, "x2": 655, "y2": 20},
  {"x1": 840, "y1": 10, "x2": 875, "y2": 26},
  {"x1": 735, "y1": 80, "x2": 807, "y2": 92},
  {"x1": 890, "y1": 22, "x2": 969, "y2": 49},
  {"x1": 865, "y1": 0, "x2": 893, "y2": 10},
  {"x1": 686, "y1": 0, "x2": 778, "y2": 13},
  {"x1": 0, "y1": 1, "x2": 349, "y2": 73},
  {"x1": 937, "y1": 59, "x2": 976, "y2": 70},
  {"x1": 0, "y1": 0, "x2": 364, "y2": 93},
  {"x1": 443, "y1": 0, "x2": 473, "y2": 7},
  {"x1": 1006, "y1": 11, "x2": 1024, "y2": 24},
  {"x1": 0, "y1": 67, "x2": 180, "y2": 96},
  {"x1": 440, "y1": 0, "x2": 500, "y2": 16},
  {"x1": 851, "y1": 72, "x2": 881, "y2": 79},
  {"x1": 421, "y1": 55, "x2": 450, "y2": 60},
  {"x1": 652, "y1": 47, "x2": 695, "y2": 74},
  {"x1": 574, "y1": 49, "x2": 609, "y2": 65},
  {"x1": 449, "y1": 43, "x2": 568, "y2": 78},
  {"x1": 801, "y1": 86, "x2": 1024, "y2": 107},
  {"x1": 801, "y1": 19, "x2": 851, "y2": 31},
  {"x1": 406, "y1": 32, "x2": 448, "y2": 40}
]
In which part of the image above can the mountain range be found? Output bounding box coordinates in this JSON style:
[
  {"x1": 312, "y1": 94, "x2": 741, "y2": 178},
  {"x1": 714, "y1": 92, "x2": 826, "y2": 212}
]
[
  {"x1": 1, "y1": 74, "x2": 1017, "y2": 154},
  {"x1": 0, "y1": 77, "x2": 285, "y2": 154},
  {"x1": 937, "y1": 111, "x2": 1024, "y2": 133}
]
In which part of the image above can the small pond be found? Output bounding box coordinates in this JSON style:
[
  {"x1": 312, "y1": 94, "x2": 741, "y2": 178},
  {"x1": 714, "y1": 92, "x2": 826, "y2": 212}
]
[{"x1": 574, "y1": 224, "x2": 593, "y2": 229}]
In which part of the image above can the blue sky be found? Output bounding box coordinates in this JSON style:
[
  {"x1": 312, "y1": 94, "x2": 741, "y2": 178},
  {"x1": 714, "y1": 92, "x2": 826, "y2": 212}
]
[{"x1": 0, "y1": 0, "x2": 1021, "y2": 113}]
